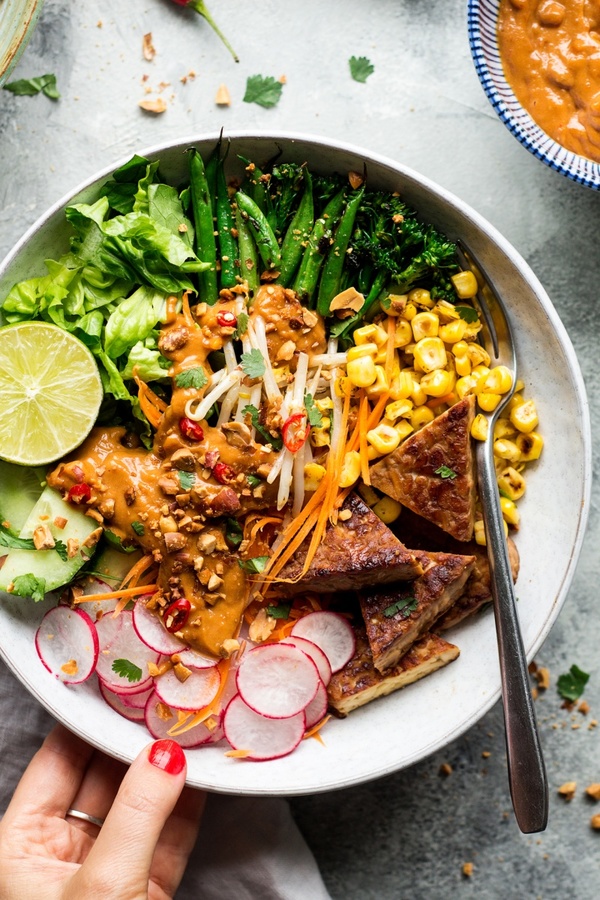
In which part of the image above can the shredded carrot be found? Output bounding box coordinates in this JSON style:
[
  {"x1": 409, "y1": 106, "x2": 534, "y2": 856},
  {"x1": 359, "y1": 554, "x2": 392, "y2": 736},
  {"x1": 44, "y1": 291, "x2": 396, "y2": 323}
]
[
  {"x1": 249, "y1": 515, "x2": 284, "y2": 543},
  {"x1": 225, "y1": 749, "x2": 252, "y2": 758},
  {"x1": 164, "y1": 294, "x2": 179, "y2": 324},
  {"x1": 384, "y1": 315, "x2": 396, "y2": 383},
  {"x1": 133, "y1": 369, "x2": 168, "y2": 429},
  {"x1": 269, "y1": 619, "x2": 297, "y2": 642},
  {"x1": 181, "y1": 290, "x2": 195, "y2": 328},
  {"x1": 167, "y1": 658, "x2": 232, "y2": 734},
  {"x1": 74, "y1": 584, "x2": 158, "y2": 603},
  {"x1": 426, "y1": 391, "x2": 455, "y2": 410},
  {"x1": 303, "y1": 714, "x2": 331, "y2": 742},
  {"x1": 358, "y1": 391, "x2": 371, "y2": 486},
  {"x1": 121, "y1": 553, "x2": 156, "y2": 589}
]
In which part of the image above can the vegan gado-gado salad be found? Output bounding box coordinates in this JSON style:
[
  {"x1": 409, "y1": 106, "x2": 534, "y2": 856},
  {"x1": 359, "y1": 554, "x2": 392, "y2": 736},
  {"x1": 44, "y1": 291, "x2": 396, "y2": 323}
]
[{"x1": 0, "y1": 143, "x2": 543, "y2": 760}]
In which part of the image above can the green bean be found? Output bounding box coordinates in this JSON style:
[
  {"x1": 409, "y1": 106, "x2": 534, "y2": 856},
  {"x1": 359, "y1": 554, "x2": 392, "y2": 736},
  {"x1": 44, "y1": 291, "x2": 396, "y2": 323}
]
[
  {"x1": 235, "y1": 190, "x2": 282, "y2": 271},
  {"x1": 316, "y1": 185, "x2": 365, "y2": 317},
  {"x1": 216, "y1": 156, "x2": 238, "y2": 289},
  {"x1": 293, "y1": 188, "x2": 346, "y2": 306},
  {"x1": 277, "y1": 169, "x2": 314, "y2": 287},
  {"x1": 238, "y1": 156, "x2": 274, "y2": 222},
  {"x1": 235, "y1": 204, "x2": 260, "y2": 298},
  {"x1": 189, "y1": 148, "x2": 218, "y2": 305}
]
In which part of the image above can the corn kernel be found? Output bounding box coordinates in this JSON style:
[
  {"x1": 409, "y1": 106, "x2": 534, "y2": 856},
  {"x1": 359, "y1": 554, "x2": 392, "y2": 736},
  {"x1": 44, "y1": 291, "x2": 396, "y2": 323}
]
[
  {"x1": 478, "y1": 392, "x2": 502, "y2": 412},
  {"x1": 500, "y1": 497, "x2": 520, "y2": 527},
  {"x1": 372, "y1": 496, "x2": 402, "y2": 524},
  {"x1": 454, "y1": 353, "x2": 472, "y2": 377},
  {"x1": 515, "y1": 431, "x2": 544, "y2": 461},
  {"x1": 402, "y1": 301, "x2": 417, "y2": 321},
  {"x1": 498, "y1": 467, "x2": 526, "y2": 501},
  {"x1": 510, "y1": 399, "x2": 538, "y2": 433},
  {"x1": 413, "y1": 337, "x2": 447, "y2": 373},
  {"x1": 514, "y1": 379, "x2": 525, "y2": 393},
  {"x1": 395, "y1": 420, "x2": 415, "y2": 441},
  {"x1": 410, "y1": 406, "x2": 435, "y2": 430},
  {"x1": 347, "y1": 356, "x2": 377, "y2": 387},
  {"x1": 420, "y1": 368, "x2": 455, "y2": 398},
  {"x1": 347, "y1": 342, "x2": 378, "y2": 361},
  {"x1": 483, "y1": 365, "x2": 513, "y2": 394},
  {"x1": 507, "y1": 392, "x2": 524, "y2": 411},
  {"x1": 494, "y1": 418, "x2": 516, "y2": 440},
  {"x1": 357, "y1": 483, "x2": 380, "y2": 507},
  {"x1": 493, "y1": 439, "x2": 521, "y2": 462},
  {"x1": 471, "y1": 413, "x2": 489, "y2": 441},
  {"x1": 474, "y1": 520, "x2": 486, "y2": 546},
  {"x1": 385, "y1": 399, "x2": 413, "y2": 420},
  {"x1": 304, "y1": 462, "x2": 326, "y2": 492},
  {"x1": 455, "y1": 375, "x2": 478, "y2": 399},
  {"x1": 433, "y1": 300, "x2": 461, "y2": 322},
  {"x1": 365, "y1": 365, "x2": 390, "y2": 398},
  {"x1": 393, "y1": 319, "x2": 413, "y2": 348},
  {"x1": 411, "y1": 312, "x2": 439, "y2": 342},
  {"x1": 454, "y1": 340, "x2": 470, "y2": 357},
  {"x1": 408, "y1": 287, "x2": 434, "y2": 308},
  {"x1": 335, "y1": 376, "x2": 355, "y2": 397},
  {"x1": 310, "y1": 426, "x2": 331, "y2": 448},
  {"x1": 467, "y1": 344, "x2": 490, "y2": 367},
  {"x1": 451, "y1": 270, "x2": 479, "y2": 299},
  {"x1": 374, "y1": 346, "x2": 389, "y2": 365},
  {"x1": 411, "y1": 380, "x2": 428, "y2": 407},
  {"x1": 367, "y1": 423, "x2": 401, "y2": 455},
  {"x1": 315, "y1": 396, "x2": 334, "y2": 412},
  {"x1": 339, "y1": 450, "x2": 361, "y2": 488},
  {"x1": 367, "y1": 445, "x2": 380, "y2": 461},
  {"x1": 390, "y1": 370, "x2": 415, "y2": 400},
  {"x1": 354, "y1": 323, "x2": 387, "y2": 346},
  {"x1": 439, "y1": 319, "x2": 468, "y2": 343}
]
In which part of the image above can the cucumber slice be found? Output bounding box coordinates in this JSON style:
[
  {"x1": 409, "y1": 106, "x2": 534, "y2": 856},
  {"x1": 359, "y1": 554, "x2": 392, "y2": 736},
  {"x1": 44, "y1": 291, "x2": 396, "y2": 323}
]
[
  {"x1": 92, "y1": 544, "x2": 143, "y2": 587},
  {"x1": 0, "y1": 460, "x2": 46, "y2": 535},
  {"x1": 0, "y1": 486, "x2": 100, "y2": 596}
]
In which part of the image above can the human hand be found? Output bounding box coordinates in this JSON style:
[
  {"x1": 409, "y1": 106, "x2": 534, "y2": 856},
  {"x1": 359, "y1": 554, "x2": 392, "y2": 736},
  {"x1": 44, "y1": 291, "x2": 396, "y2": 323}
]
[{"x1": 0, "y1": 724, "x2": 205, "y2": 900}]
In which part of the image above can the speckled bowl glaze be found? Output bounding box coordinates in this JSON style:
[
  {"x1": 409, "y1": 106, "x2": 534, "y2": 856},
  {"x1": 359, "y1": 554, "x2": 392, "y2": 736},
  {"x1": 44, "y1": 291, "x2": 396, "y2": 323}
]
[
  {"x1": 468, "y1": 0, "x2": 600, "y2": 190},
  {"x1": 0, "y1": 132, "x2": 592, "y2": 795},
  {"x1": 0, "y1": 0, "x2": 43, "y2": 87}
]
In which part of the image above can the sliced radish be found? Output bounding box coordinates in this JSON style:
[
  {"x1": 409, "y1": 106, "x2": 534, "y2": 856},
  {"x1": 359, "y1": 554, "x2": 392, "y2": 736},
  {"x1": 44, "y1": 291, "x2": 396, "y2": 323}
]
[
  {"x1": 35, "y1": 606, "x2": 99, "y2": 684},
  {"x1": 120, "y1": 685, "x2": 154, "y2": 709},
  {"x1": 78, "y1": 578, "x2": 118, "y2": 621},
  {"x1": 95, "y1": 610, "x2": 158, "y2": 693},
  {"x1": 304, "y1": 679, "x2": 329, "y2": 729},
  {"x1": 280, "y1": 636, "x2": 332, "y2": 686},
  {"x1": 223, "y1": 694, "x2": 306, "y2": 761},
  {"x1": 144, "y1": 692, "x2": 219, "y2": 747},
  {"x1": 132, "y1": 599, "x2": 186, "y2": 655},
  {"x1": 235, "y1": 642, "x2": 319, "y2": 719},
  {"x1": 99, "y1": 680, "x2": 146, "y2": 722},
  {"x1": 291, "y1": 611, "x2": 355, "y2": 673},
  {"x1": 174, "y1": 647, "x2": 220, "y2": 670},
  {"x1": 154, "y1": 665, "x2": 221, "y2": 711}
]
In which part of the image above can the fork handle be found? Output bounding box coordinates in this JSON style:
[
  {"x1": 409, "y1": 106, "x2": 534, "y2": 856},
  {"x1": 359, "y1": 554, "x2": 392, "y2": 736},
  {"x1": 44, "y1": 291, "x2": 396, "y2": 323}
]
[{"x1": 476, "y1": 438, "x2": 548, "y2": 834}]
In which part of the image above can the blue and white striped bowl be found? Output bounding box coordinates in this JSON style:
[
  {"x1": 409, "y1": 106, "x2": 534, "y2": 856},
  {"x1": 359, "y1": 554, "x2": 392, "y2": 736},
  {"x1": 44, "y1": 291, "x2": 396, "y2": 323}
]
[{"x1": 468, "y1": 0, "x2": 600, "y2": 190}]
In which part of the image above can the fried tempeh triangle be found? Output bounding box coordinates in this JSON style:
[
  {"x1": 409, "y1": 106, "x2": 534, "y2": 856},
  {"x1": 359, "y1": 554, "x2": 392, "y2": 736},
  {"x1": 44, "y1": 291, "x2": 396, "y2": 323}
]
[
  {"x1": 327, "y1": 626, "x2": 460, "y2": 716},
  {"x1": 369, "y1": 395, "x2": 476, "y2": 541},
  {"x1": 274, "y1": 492, "x2": 423, "y2": 595},
  {"x1": 360, "y1": 550, "x2": 475, "y2": 672}
]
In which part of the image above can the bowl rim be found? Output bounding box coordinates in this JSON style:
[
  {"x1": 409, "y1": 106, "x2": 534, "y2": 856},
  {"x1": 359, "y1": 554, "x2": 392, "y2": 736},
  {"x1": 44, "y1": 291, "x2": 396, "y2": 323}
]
[
  {"x1": 467, "y1": 0, "x2": 600, "y2": 190},
  {"x1": 0, "y1": 130, "x2": 593, "y2": 794}
]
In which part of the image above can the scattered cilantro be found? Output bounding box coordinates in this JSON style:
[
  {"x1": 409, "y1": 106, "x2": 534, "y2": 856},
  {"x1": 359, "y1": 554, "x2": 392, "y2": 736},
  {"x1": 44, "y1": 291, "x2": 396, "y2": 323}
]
[
  {"x1": 455, "y1": 305, "x2": 479, "y2": 324},
  {"x1": 383, "y1": 596, "x2": 418, "y2": 618},
  {"x1": 233, "y1": 312, "x2": 249, "y2": 340},
  {"x1": 131, "y1": 521, "x2": 145, "y2": 536},
  {"x1": 557, "y1": 664, "x2": 590, "y2": 702},
  {"x1": 266, "y1": 602, "x2": 292, "y2": 620},
  {"x1": 225, "y1": 517, "x2": 244, "y2": 549},
  {"x1": 112, "y1": 658, "x2": 143, "y2": 683},
  {"x1": 11, "y1": 574, "x2": 46, "y2": 603},
  {"x1": 3, "y1": 73, "x2": 60, "y2": 100},
  {"x1": 0, "y1": 524, "x2": 35, "y2": 551},
  {"x1": 349, "y1": 56, "x2": 374, "y2": 84},
  {"x1": 175, "y1": 367, "x2": 207, "y2": 389},
  {"x1": 103, "y1": 529, "x2": 138, "y2": 553},
  {"x1": 243, "y1": 74, "x2": 284, "y2": 109},
  {"x1": 304, "y1": 393, "x2": 323, "y2": 428},
  {"x1": 54, "y1": 540, "x2": 69, "y2": 562},
  {"x1": 177, "y1": 470, "x2": 196, "y2": 491},
  {"x1": 241, "y1": 348, "x2": 266, "y2": 379},
  {"x1": 238, "y1": 556, "x2": 270, "y2": 574},
  {"x1": 247, "y1": 474, "x2": 262, "y2": 488},
  {"x1": 435, "y1": 465, "x2": 457, "y2": 480},
  {"x1": 242, "y1": 403, "x2": 283, "y2": 449}
]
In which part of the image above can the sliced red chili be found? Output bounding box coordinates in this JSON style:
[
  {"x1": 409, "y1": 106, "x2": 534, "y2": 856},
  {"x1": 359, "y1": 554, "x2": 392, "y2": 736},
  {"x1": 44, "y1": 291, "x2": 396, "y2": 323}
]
[
  {"x1": 179, "y1": 417, "x2": 204, "y2": 442},
  {"x1": 164, "y1": 597, "x2": 191, "y2": 633},
  {"x1": 67, "y1": 483, "x2": 92, "y2": 504},
  {"x1": 282, "y1": 413, "x2": 310, "y2": 454},
  {"x1": 213, "y1": 461, "x2": 236, "y2": 484},
  {"x1": 217, "y1": 310, "x2": 237, "y2": 329}
]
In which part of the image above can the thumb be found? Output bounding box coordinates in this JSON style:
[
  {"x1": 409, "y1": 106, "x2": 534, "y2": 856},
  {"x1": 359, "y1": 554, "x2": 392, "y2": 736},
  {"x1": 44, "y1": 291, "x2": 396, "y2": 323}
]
[{"x1": 73, "y1": 739, "x2": 188, "y2": 897}]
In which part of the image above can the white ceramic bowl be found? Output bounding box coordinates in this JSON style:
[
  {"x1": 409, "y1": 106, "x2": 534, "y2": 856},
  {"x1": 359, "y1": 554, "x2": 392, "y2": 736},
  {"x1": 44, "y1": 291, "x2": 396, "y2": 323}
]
[
  {"x1": 468, "y1": 0, "x2": 600, "y2": 190},
  {"x1": 0, "y1": 0, "x2": 43, "y2": 87},
  {"x1": 0, "y1": 132, "x2": 591, "y2": 795}
]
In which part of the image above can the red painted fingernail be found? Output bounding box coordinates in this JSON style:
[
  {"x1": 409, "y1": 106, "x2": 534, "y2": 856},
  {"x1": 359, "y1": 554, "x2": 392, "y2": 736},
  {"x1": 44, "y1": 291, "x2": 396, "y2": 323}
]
[{"x1": 148, "y1": 739, "x2": 186, "y2": 775}]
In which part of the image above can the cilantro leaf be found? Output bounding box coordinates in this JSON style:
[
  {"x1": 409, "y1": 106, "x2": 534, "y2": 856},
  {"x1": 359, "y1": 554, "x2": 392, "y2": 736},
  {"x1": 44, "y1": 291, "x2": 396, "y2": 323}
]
[
  {"x1": 11, "y1": 574, "x2": 46, "y2": 603},
  {"x1": 266, "y1": 602, "x2": 292, "y2": 620},
  {"x1": 383, "y1": 596, "x2": 418, "y2": 618},
  {"x1": 349, "y1": 56, "x2": 374, "y2": 84},
  {"x1": 177, "y1": 470, "x2": 195, "y2": 491},
  {"x1": 304, "y1": 393, "x2": 323, "y2": 428},
  {"x1": 242, "y1": 403, "x2": 283, "y2": 449},
  {"x1": 241, "y1": 348, "x2": 266, "y2": 379},
  {"x1": 112, "y1": 658, "x2": 143, "y2": 683},
  {"x1": 238, "y1": 556, "x2": 270, "y2": 574},
  {"x1": 243, "y1": 74, "x2": 284, "y2": 109},
  {"x1": 247, "y1": 474, "x2": 262, "y2": 488},
  {"x1": 435, "y1": 465, "x2": 457, "y2": 480},
  {"x1": 557, "y1": 664, "x2": 590, "y2": 702},
  {"x1": 175, "y1": 367, "x2": 207, "y2": 389},
  {"x1": 455, "y1": 305, "x2": 479, "y2": 324},
  {"x1": 131, "y1": 521, "x2": 145, "y2": 536},
  {"x1": 234, "y1": 312, "x2": 249, "y2": 340},
  {"x1": 3, "y1": 73, "x2": 60, "y2": 100},
  {"x1": 103, "y1": 529, "x2": 138, "y2": 553},
  {"x1": 54, "y1": 540, "x2": 69, "y2": 562},
  {"x1": 0, "y1": 524, "x2": 35, "y2": 551},
  {"x1": 225, "y1": 517, "x2": 243, "y2": 549}
]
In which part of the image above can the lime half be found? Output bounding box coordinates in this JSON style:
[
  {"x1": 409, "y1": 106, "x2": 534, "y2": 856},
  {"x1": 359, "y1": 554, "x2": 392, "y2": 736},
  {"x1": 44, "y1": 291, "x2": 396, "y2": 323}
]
[{"x1": 0, "y1": 322, "x2": 103, "y2": 466}]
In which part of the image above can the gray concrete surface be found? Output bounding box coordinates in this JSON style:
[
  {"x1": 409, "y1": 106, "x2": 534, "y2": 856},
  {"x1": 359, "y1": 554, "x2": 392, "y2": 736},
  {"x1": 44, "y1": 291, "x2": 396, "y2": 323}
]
[{"x1": 0, "y1": 1, "x2": 599, "y2": 897}]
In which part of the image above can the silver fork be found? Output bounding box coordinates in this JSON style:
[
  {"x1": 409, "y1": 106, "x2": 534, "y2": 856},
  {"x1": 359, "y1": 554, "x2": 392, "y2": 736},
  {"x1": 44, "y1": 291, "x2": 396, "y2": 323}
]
[{"x1": 456, "y1": 240, "x2": 548, "y2": 834}]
